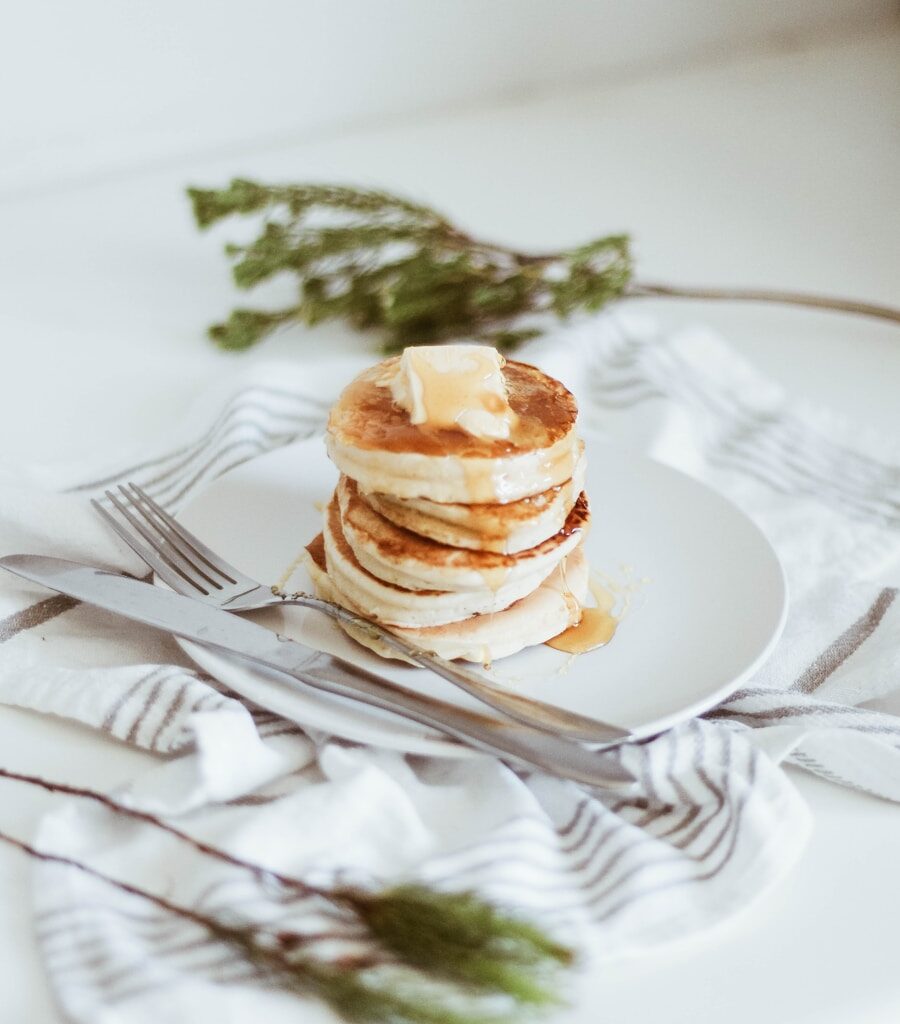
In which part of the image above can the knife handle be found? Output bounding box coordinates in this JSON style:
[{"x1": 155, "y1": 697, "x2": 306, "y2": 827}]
[{"x1": 247, "y1": 644, "x2": 635, "y2": 790}]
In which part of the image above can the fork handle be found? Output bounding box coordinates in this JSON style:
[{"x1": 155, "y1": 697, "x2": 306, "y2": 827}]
[
  {"x1": 244, "y1": 645, "x2": 635, "y2": 790},
  {"x1": 280, "y1": 592, "x2": 632, "y2": 745}
]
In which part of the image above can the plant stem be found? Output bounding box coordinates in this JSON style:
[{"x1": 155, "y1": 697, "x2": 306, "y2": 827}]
[
  {"x1": 0, "y1": 828, "x2": 396, "y2": 1016},
  {"x1": 0, "y1": 826, "x2": 217, "y2": 932},
  {"x1": 0, "y1": 766, "x2": 573, "y2": 1008},
  {"x1": 190, "y1": 179, "x2": 900, "y2": 352},
  {"x1": 0, "y1": 766, "x2": 316, "y2": 896},
  {"x1": 0, "y1": 820, "x2": 567, "y2": 1022},
  {"x1": 627, "y1": 281, "x2": 900, "y2": 326}
]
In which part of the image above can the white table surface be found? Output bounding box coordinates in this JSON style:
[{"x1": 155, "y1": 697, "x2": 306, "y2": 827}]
[{"x1": 2, "y1": 25, "x2": 899, "y2": 1024}]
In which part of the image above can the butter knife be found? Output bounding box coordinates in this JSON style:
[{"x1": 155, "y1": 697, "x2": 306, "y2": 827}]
[{"x1": 0, "y1": 555, "x2": 635, "y2": 788}]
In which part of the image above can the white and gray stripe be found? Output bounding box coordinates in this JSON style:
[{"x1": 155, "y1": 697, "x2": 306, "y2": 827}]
[{"x1": 6, "y1": 323, "x2": 899, "y2": 1018}]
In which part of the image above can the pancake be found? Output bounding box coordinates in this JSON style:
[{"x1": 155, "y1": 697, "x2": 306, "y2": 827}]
[
  {"x1": 326, "y1": 358, "x2": 580, "y2": 503},
  {"x1": 321, "y1": 494, "x2": 568, "y2": 627},
  {"x1": 363, "y1": 443, "x2": 586, "y2": 554},
  {"x1": 305, "y1": 534, "x2": 590, "y2": 663},
  {"x1": 314, "y1": 347, "x2": 596, "y2": 661},
  {"x1": 337, "y1": 474, "x2": 589, "y2": 593}
]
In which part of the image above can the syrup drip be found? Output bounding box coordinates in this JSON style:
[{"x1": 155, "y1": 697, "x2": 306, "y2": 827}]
[
  {"x1": 546, "y1": 577, "x2": 618, "y2": 655},
  {"x1": 478, "y1": 565, "x2": 512, "y2": 594},
  {"x1": 462, "y1": 457, "x2": 500, "y2": 505},
  {"x1": 274, "y1": 544, "x2": 313, "y2": 593}
]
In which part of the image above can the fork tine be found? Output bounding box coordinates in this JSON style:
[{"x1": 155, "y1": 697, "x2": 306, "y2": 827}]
[
  {"x1": 126, "y1": 483, "x2": 241, "y2": 586},
  {"x1": 116, "y1": 485, "x2": 225, "y2": 590},
  {"x1": 102, "y1": 489, "x2": 213, "y2": 596},
  {"x1": 92, "y1": 498, "x2": 210, "y2": 596}
]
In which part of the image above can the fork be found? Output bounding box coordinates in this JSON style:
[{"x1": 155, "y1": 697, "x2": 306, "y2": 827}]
[{"x1": 92, "y1": 483, "x2": 632, "y2": 746}]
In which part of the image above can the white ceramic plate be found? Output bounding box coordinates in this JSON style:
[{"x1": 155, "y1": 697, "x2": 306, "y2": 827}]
[{"x1": 176, "y1": 436, "x2": 787, "y2": 756}]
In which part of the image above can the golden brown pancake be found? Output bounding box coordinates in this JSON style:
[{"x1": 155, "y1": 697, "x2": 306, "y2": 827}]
[
  {"x1": 337, "y1": 474, "x2": 589, "y2": 593},
  {"x1": 325, "y1": 358, "x2": 580, "y2": 503},
  {"x1": 320, "y1": 494, "x2": 577, "y2": 627},
  {"x1": 330, "y1": 357, "x2": 577, "y2": 457},
  {"x1": 363, "y1": 442, "x2": 586, "y2": 553},
  {"x1": 305, "y1": 533, "x2": 590, "y2": 663}
]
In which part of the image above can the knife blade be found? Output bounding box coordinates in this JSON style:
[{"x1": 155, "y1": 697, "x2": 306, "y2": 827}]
[{"x1": 0, "y1": 555, "x2": 635, "y2": 788}]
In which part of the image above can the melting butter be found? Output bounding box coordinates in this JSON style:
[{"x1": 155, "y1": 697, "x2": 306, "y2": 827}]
[{"x1": 382, "y1": 345, "x2": 518, "y2": 439}]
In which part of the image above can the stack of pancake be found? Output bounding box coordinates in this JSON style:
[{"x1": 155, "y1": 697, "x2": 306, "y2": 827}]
[{"x1": 304, "y1": 352, "x2": 591, "y2": 663}]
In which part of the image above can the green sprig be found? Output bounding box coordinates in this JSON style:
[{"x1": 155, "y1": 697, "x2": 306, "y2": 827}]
[
  {"x1": 188, "y1": 179, "x2": 633, "y2": 352},
  {"x1": 0, "y1": 767, "x2": 575, "y2": 1023},
  {"x1": 210, "y1": 912, "x2": 540, "y2": 1024},
  {"x1": 351, "y1": 884, "x2": 572, "y2": 1005}
]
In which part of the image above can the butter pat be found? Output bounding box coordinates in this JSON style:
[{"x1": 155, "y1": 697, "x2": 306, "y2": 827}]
[{"x1": 384, "y1": 345, "x2": 518, "y2": 439}]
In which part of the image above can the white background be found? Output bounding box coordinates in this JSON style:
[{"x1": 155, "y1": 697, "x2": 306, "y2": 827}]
[
  {"x1": 1, "y1": 4, "x2": 899, "y2": 1023},
  {"x1": 1, "y1": 0, "x2": 896, "y2": 195}
]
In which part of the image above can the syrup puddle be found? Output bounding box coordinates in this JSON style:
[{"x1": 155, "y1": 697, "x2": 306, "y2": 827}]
[
  {"x1": 544, "y1": 563, "x2": 651, "y2": 658},
  {"x1": 546, "y1": 576, "x2": 618, "y2": 654}
]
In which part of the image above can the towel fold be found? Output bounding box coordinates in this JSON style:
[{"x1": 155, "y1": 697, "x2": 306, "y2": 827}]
[{"x1": 2, "y1": 312, "x2": 898, "y2": 1022}]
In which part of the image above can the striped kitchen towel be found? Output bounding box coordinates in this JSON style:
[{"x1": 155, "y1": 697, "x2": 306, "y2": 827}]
[{"x1": 1, "y1": 313, "x2": 899, "y2": 1023}]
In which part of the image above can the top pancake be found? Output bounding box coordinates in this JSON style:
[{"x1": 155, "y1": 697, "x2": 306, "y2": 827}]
[{"x1": 326, "y1": 357, "x2": 580, "y2": 503}]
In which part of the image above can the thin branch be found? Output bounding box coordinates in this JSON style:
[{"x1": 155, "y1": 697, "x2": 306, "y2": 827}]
[
  {"x1": 0, "y1": 822, "x2": 566, "y2": 1023},
  {"x1": 0, "y1": 826, "x2": 214, "y2": 931},
  {"x1": 0, "y1": 767, "x2": 315, "y2": 896},
  {"x1": 190, "y1": 179, "x2": 900, "y2": 353},
  {"x1": 627, "y1": 282, "x2": 900, "y2": 326},
  {"x1": 0, "y1": 827, "x2": 396, "y2": 1015},
  {"x1": 0, "y1": 766, "x2": 573, "y2": 1010}
]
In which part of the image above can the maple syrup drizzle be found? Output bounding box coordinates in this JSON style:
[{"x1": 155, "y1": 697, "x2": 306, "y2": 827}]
[
  {"x1": 462, "y1": 457, "x2": 499, "y2": 504},
  {"x1": 478, "y1": 565, "x2": 512, "y2": 594},
  {"x1": 274, "y1": 543, "x2": 314, "y2": 594}
]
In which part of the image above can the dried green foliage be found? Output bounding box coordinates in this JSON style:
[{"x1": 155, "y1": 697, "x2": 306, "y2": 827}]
[
  {"x1": 349, "y1": 884, "x2": 573, "y2": 1005},
  {"x1": 188, "y1": 179, "x2": 632, "y2": 352},
  {"x1": 203, "y1": 892, "x2": 573, "y2": 1023}
]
